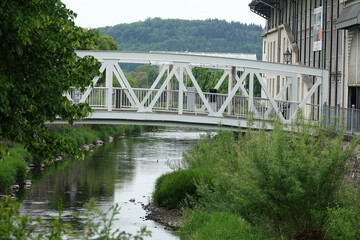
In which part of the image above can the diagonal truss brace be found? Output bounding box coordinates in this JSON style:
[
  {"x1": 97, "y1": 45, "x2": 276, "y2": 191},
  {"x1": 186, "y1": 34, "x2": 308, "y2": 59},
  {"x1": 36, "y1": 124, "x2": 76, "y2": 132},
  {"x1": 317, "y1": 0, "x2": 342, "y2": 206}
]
[
  {"x1": 214, "y1": 70, "x2": 249, "y2": 117},
  {"x1": 113, "y1": 64, "x2": 141, "y2": 109},
  {"x1": 77, "y1": 62, "x2": 107, "y2": 103},
  {"x1": 139, "y1": 65, "x2": 168, "y2": 107},
  {"x1": 254, "y1": 71, "x2": 286, "y2": 122}
]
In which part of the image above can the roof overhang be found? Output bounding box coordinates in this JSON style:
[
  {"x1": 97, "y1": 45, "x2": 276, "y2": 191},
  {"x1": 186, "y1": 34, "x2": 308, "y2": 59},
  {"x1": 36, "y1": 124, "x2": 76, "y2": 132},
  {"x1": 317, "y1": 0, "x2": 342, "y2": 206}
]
[
  {"x1": 249, "y1": 0, "x2": 280, "y2": 19},
  {"x1": 336, "y1": 2, "x2": 360, "y2": 30}
]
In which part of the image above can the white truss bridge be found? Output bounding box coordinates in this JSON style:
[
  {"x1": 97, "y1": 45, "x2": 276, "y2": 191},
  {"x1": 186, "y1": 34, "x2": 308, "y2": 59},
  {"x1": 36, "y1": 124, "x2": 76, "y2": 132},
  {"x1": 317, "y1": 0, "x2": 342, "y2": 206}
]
[{"x1": 63, "y1": 50, "x2": 329, "y2": 130}]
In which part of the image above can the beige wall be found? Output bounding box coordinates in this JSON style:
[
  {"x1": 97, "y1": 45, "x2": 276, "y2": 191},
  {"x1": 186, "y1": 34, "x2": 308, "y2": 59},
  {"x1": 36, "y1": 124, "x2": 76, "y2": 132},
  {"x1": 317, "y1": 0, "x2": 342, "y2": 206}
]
[
  {"x1": 262, "y1": 26, "x2": 310, "y2": 106},
  {"x1": 257, "y1": 0, "x2": 354, "y2": 108}
]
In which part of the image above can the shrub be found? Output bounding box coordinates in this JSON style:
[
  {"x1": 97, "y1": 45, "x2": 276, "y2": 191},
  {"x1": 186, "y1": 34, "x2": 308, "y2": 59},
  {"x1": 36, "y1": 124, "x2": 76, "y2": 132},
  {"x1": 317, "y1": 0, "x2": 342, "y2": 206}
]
[
  {"x1": 223, "y1": 119, "x2": 360, "y2": 238},
  {"x1": 0, "y1": 164, "x2": 15, "y2": 194},
  {"x1": 152, "y1": 168, "x2": 213, "y2": 209},
  {"x1": 183, "y1": 131, "x2": 237, "y2": 169},
  {"x1": 179, "y1": 211, "x2": 267, "y2": 240},
  {"x1": 8, "y1": 158, "x2": 26, "y2": 184},
  {"x1": 324, "y1": 206, "x2": 360, "y2": 240},
  {"x1": 0, "y1": 147, "x2": 27, "y2": 193},
  {"x1": 9, "y1": 146, "x2": 33, "y2": 163},
  {"x1": 324, "y1": 185, "x2": 360, "y2": 240}
]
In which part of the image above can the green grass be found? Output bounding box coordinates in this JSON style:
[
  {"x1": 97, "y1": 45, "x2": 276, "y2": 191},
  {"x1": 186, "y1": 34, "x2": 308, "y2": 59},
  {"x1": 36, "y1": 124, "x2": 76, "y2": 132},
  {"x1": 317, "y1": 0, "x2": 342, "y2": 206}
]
[
  {"x1": 0, "y1": 146, "x2": 28, "y2": 193},
  {"x1": 157, "y1": 118, "x2": 360, "y2": 239},
  {"x1": 179, "y1": 211, "x2": 268, "y2": 240},
  {"x1": 152, "y1": 168, "x2": 214, "y2": 210}
]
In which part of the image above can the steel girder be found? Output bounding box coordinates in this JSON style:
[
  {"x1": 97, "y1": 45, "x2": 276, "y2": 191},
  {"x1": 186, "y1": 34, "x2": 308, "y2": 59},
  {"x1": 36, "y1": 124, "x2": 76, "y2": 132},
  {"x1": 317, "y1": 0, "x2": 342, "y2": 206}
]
[{"x1": 67, "y1": 50, "x2": 329, "y2": 129}]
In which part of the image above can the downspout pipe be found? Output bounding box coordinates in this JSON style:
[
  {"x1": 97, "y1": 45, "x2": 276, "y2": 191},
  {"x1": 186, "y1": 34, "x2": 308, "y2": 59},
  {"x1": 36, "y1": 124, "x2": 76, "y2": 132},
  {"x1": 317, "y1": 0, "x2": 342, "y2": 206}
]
[
  {"x1": 329, "y1": 0, "x2": 334, "y2": 106},
  {"x1": 334, "y1": 0, "x2": 339, "y2": 106}
]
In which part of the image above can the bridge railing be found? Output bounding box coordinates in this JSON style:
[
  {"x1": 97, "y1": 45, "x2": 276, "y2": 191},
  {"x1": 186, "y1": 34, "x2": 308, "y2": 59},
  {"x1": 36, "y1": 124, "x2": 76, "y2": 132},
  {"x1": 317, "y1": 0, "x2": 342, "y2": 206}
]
[
  {"x1": 68, "y1": 86, "x2": 360, "y2": 134},
  {"x1": 66, "y1": 51, "x2": 333, "y2": 129},
  {"x1": 324, "y1": 104, "x2": 360, "y2": 134},
  {"x1": 69, "y1": 87, "x2": 323, "y2": 122}
]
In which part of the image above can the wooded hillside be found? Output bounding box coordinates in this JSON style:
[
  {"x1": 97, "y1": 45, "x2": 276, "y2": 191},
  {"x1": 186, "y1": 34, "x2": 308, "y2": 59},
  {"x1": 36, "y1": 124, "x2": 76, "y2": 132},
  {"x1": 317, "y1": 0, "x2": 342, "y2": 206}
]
[{"x1": 98, "y1": 18, "x2": 263, "y2": 59}]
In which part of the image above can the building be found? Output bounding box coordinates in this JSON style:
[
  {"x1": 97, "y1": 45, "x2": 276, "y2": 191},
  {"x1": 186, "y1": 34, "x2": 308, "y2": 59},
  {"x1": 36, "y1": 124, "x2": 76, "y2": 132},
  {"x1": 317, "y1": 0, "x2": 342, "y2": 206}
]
[{"x1": 249, "y1": 0, "x2": 360, "y2": 109}]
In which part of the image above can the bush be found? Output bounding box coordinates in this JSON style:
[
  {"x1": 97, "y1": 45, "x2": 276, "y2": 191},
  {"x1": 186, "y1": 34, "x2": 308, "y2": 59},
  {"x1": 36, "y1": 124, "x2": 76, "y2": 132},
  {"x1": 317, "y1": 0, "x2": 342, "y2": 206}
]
[
  {"x1": 179, "y1": 211, "x2": 267, "y2": 240},
  {"x1": 8, "y1": 158, "x2": 26, "y2": 184},
  {"x1": 0, "y1": 147, "x2": 27, "y2": 193},
  {"x1": 183, "y1": 131, "x2": 237, "y2": 169},
  {"x1": 324, "y1": 206, "x2": 360, "y2": 240},
  {"x1": 0, "y1": 164, "x2": 16, "y2": 194},
  {"x1": 324, "y1": 185, "x2": 360, "y2": 240},
  {"x1": 177, "y1": 117, "x2": 360, "y2": 239},
  {"x1": 221, "y1": 119, "x2": 360, "y2": 238},
  {"x1": 9, "y1": 146, "x2": 33, "y2": 163},
  {"x1": 152, "y1": 168, "x2": 213, "y2": 209}
]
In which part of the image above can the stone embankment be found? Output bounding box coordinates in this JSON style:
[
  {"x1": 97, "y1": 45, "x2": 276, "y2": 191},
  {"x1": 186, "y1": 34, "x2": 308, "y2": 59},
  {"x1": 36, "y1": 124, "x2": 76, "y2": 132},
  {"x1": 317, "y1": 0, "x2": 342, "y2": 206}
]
[{"x1": 144, "y1": 204, "x2": 184, "y2": 230}]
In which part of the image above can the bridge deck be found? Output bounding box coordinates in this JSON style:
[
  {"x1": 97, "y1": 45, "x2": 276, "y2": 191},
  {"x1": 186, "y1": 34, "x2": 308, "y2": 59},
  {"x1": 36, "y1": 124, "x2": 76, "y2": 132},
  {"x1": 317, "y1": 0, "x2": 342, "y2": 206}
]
[{"x1": 60, "y1": 51, "x2": 337, "y2": 131}]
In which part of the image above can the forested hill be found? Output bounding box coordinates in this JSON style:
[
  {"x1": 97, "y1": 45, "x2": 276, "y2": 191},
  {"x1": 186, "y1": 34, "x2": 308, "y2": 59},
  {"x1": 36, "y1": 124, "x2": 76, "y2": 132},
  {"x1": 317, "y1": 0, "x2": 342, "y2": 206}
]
[{"x1": 98, "y1": 18, "x2": 263, "y2": 59}]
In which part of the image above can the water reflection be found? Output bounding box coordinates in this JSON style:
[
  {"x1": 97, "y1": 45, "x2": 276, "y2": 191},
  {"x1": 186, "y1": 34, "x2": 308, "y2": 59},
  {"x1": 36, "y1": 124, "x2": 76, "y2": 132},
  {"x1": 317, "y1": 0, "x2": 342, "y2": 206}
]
[{"x1": 20, "y1": 129, "x2": 208, "y2": 239}]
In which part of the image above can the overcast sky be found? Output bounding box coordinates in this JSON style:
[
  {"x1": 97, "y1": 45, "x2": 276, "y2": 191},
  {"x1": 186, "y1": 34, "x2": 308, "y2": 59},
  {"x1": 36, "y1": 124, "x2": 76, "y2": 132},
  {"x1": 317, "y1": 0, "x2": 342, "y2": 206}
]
[{"x1": 61, "y1": 0, "x2": 265, "y2": 28}]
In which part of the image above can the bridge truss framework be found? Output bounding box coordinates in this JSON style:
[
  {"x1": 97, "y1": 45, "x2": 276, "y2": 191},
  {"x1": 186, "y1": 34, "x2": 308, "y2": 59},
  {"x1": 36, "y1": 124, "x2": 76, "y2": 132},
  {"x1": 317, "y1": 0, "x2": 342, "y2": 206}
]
[{"x1": 66, "y1": 51, "x2": 329, "y2": 130}]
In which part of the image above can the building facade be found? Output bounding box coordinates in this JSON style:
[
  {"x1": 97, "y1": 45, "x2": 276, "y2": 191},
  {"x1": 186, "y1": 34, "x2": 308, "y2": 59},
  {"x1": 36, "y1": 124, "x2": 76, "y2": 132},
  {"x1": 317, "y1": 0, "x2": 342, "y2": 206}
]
[{"x1": 249, "y1": 0, "x2": 360, "y2": 109}]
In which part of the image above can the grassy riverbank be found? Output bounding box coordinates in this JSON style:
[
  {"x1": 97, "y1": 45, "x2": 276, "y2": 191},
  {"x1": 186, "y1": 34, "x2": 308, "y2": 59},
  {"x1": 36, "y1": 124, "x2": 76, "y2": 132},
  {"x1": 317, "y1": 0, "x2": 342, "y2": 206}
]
[
  {"x1": 0, "y1": 124, "x2": 154, "y2": 194},
  {"x1": 153, "y1": 120, "x2": 360, "y2": 240}
]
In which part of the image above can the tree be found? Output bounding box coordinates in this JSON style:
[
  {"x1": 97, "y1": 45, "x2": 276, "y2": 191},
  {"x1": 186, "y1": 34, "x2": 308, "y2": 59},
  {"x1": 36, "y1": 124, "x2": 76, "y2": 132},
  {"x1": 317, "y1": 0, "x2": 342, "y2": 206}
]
[
  {"x1": 95, "y1": 35, "x2": 119, "y2": 50},
  {"x1": 98, "y1": 18, "x2": 263, "y2": 60},
  {"x1": 0, "y1": 0, "x2": 100, "y2": 160},
  {"x1": 228, "y1": 118, "x2": 360, "y2": 239}
]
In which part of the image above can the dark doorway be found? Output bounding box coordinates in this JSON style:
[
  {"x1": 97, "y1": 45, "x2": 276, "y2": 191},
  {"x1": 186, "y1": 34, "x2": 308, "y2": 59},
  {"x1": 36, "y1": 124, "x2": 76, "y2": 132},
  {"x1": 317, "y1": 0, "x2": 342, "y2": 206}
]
[{"x1": 349, "y1": 86, "x2": 360, "y2": 109}]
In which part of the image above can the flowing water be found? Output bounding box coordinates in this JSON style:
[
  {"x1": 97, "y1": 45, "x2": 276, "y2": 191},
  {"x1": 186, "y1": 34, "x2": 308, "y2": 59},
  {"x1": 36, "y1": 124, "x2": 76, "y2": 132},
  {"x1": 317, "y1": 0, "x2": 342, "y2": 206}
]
[{"x1": 19, "y1": 129, "x2": 208, "y2": 239}]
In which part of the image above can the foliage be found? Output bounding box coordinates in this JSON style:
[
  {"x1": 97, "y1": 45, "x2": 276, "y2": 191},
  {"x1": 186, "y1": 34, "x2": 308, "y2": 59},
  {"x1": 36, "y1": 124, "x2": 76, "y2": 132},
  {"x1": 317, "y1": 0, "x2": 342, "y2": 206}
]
[
  {"x1": 0, "y1": 147, "x2": 27, "y2": 193},
  {"x1": 0, "y1": 164, "x2": 16, "y2": 194},
  {"x1": 0, "y1": 197, "x2": 150, "y2": 239},
  {"x1": 183, "y1": 131, "x2": 237, "y2": 170},
  {"x1": 177, "y1": 117, "x2": 360, "y2": 239},
  {"x1": 58, "y1": 125, "x2": 99, "y2": 148},
  {"x1": 0, "y1": 0, "x2": 100, "y2": 160},
  {"x1": 122, "y1": 65, "x2": 158, "y2": 88},
  {"x1": 179, "y1": 210, "x2": 268, "y2": 240},
  {"x1": 98, "y1": 18, "x2": 263, "y2": 60},
  {"x1": 227, "y1": 119, "x2": 360, "y2": 238},
  {"x1": 324, "y1": 205, "x2": 360, "y2": 240},
  {"x1": 323, "y1": 185, "x2": 360, "y2": 240},
  {"x1": 77, "y1": 198, "x2": 151, "y2": 240},
  {"x1": 95, "y1": 35, "x2": 119, "y2": 50},
  {"x1": 8, "y1": 146, "x2": 33, "y2": 164},
  {"x1": 0, "y1": 124, "x2": 149, "y2": 194},
  {"x1": 191, "y1": 68, "x2": 262, "y2": 96},
  {"x1": 0, "y1": 197, "x2": 37, "y2": 239},
  {"x1": 56, "y1": 124, "x2": 146, "y2": 148},
  {"x1": 191, "y1": 68, "x2": 227, "y2": 93},
  {"x1": 152, "y1": 168, "x2": 213, "y2": 210}
]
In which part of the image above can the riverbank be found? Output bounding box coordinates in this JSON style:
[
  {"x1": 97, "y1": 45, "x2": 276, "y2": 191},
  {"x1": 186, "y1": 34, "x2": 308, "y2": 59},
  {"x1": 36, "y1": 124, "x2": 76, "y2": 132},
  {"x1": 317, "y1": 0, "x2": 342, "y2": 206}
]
[
  {"x1": 152, "y1": 122, "x2": 360, "y2": 240},
  {"x1": 19, "y1": 129, "x2": 202, "y2": 240},
  {"x1": 144, "y1": 204, "x2": 184, "y2": 230},
  {"x1": 0, "y1": 124, "x2": 156, "y2": 196}
]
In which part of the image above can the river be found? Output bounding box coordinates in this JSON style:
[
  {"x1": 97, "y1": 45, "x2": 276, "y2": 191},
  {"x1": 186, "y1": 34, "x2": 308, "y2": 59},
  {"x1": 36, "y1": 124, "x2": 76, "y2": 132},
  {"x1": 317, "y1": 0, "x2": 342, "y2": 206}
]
[{"x1": 19, "y1": 129, "x2": 207, "y2": 239}]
